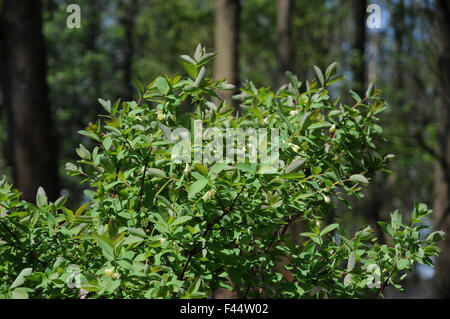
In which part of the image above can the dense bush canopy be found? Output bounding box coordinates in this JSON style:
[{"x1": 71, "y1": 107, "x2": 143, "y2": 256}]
[{"x1": 0, "y1": 46, "x2": 443, "y2": 299}]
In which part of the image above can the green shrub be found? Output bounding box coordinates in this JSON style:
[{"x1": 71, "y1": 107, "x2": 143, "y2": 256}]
[{"x1": 0, "y1": 45, "x2": 444, "y2": 299}]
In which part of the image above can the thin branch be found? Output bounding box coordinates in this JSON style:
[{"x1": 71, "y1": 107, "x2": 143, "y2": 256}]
[
  {"x1": 415, "y1": 133, "x2": 448, "y2": 172},
  {"x1": 177, "y1": 186, "x2": 246, "y2": 282},
  {"x1": 136, "y1": 160, "x2": 149, "y2": 214},
  {"x1": 378, "y1": 257, "x2": 401, "y2": 299}
]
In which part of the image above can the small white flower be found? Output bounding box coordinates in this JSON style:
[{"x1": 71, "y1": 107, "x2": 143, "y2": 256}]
[
  {"x1": 289, "y1": 109, "x2": 299, "y2": 116},
  {"x1": 202, "y1": 188, "x2": 216, "y2": 201},
  {"x1": 184, "y1": 163, "x2": 191, "y2": 174},
  {"x1": 262, "y1": 117, "x2": 269, "y2": 125},
  {"x1": 329, "y1": 124, "x2": 336, "y2": 134},
  {"x1": 104, "y1": 268, "x2": 114, "y2": 277},
  {"x1": 104, "y1": 268, "x2": 120, "y2": 279},
  {"x1": 288, "y1": 143, "x2": 301, "y2": 153},
  {"x1": 156, "y1": 109, "x2": 166, "y2": 121},
  {"x1": 111, "y1": 272, "x2": 120, "y2": 279},
  {"x1": 80, "y1": 289, "x2": 89, "y2": 299},
  {"x1": 323, "y1": 194, "x2": 331, "y2": 204}
]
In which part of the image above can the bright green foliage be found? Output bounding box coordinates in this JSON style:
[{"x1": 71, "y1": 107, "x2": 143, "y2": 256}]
[{"x1": 0, "y1": 46, "x2": 444, "y2": 299}]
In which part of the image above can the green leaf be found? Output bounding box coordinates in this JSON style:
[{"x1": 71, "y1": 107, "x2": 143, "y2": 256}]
[
  {"x1": 300, "y1": 232, "x2": 319, "y2": 239},
  {"x1": 103, "y1": 137, "x2": 113, "y2": 151},
  {"x1": 98, "y1": 98, "x2": 111, "y2": 113},
  {"x1": 257, "y1": 165, "x2": 279, "y2": 175},
  {"x1": 76, "y1": 144, "x2": 91, "y2": 160},
  {"x1": 147, "y1": 168, "x2": 167, "y2": 179},
  {"x1": 158, "y1": 123, "x2": 172, "y2": 141},
  {"x1": 349, "y1": 174, "x2": 369, "y2": 185},
  {"x1": 325, "y1": 62, "x2": 338, "y2": 80},
  {"x1": 74, "y1": 202, "x2": 90, "y2": 219},
  {"x1": 343, "y1": 273, "x2": 353, "y2": 287},
  {"x1": 188, "y1": 180, "x2": 208, "y2": 199},
  {"x1": 314, "y1": 66, "x2": 325, "y2": 87},
  {"x1": 128, "y1": 227, "x2": 147, "y2": 238},
  {"x1": 104, "y1": 278, "x2": 121, "y2": 292},
  {"x1": 390, "y1": 210, "x2": 402, "y2": 231},
  {"x1": 36, "y1": 187, "x2": 48, "y2": 209},
  {"x1": 123, "y1": 236, "x2": 144, "y2": 245},
  {"x1": 108, "y1": 218, "x2": 118, "y2": 241},
  {"x1": 10, "y1": 268, "x2": 33, "y2": 289},
  {"x1": 320, "y1": 223, "x2": 339, "y2": 237},
  {"x1": 196, "y1": 53, "x2": 217, "y2": 67},
  {"x1": 286, "y1": 71, "x2": 300, "y2": 89},
  {"x1": 366, "y1": 82, "x2": 374, "y2": 98},
  {"x1": 54, "y1": 195, "x2": 68, "y2": 209},
  {"x1": 183, "y1": 62, "x2": 198, "y2": 79},
  {"x1": 285, "y1": 159, "x2": 306, "y2": 174},
  {"x1": 180, "y1": 55, "x2": 196, "y2": 65},
  {"x1": 194, "y1": 43, "x2": 203, "y2": 60},
  {"x1": 349, "y1": 89, "x2": 361, "y2": 102},
  {"x1": 94, "y1": 235, "x2": 115, "y2": 261},
  {"x1": 78, "y1": 130, "x2": 100, "y2": 142},
  {"x1": 426, "y1": 231, "x2": 445, "y2": 243},
  {"x1": 156, "y1": 76, "x2": 170, "y2": 95},
  {"x1": 209, "y1": 163, "x2": 229, "y2": 176},
  {"x1": 193, "y1": 163, "x2": 208, "y2": 177},
  {"x1": 347, "y1": 252, "x2": 356, "y2": 272},
  {"x1": 217, "y1": 82, "x2": 235, "y2": 90},
  {"x1": 11, "y1": 290, "x2": 29, "y2": 299},
  {"x1": 171, "y1": 216, "x2": 192, "y2": 227},
  {"x1": 194, "y1": 66, "x2": 206, "y2": 87},
  {"x1": 397, "y1": 259, "x2": 409, "y2": 270}
]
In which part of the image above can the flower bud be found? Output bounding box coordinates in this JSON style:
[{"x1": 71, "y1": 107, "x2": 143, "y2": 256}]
[
  {"x1": 288, "y1": 143, "x2": 301, "y2": 153},
  {"x1": 202, "y1": 188, "x2": 216, "y2": 201},
  {"x1": 329, "y1": 124, "x2": 336, "y2": 134}
]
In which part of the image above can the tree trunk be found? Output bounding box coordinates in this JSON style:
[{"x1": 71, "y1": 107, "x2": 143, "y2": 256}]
[
  {"x1": 213, "y1": 0, "x2": 240, "y2": 298},
  {"x1": 393, "y1": 0, "x2": 405, "y2": 97},
  {"x1": 214, "y1": 0, "x2": 240, "y2": 107},
  {"x1": 85, "y1": 0, "x2": 102, "y2": 122},
  {"x1": 276, "y1": 0, "x2": 292, "y2": 88},
  {"x1": 351, "y1": 0, "x2": 367, "y2": 95},
  {"x1": 120, "y1": 0, "x2": 138, "y2": 101},
  {"x1": 0, "y1": 0, "x2": 59, "y2": 202},
  {"x1": 433, "y1": 0, "x2": 450, "y2": 299},
  {"x1": 367, "y1": 32, "x2": 378, "y2": 85}
]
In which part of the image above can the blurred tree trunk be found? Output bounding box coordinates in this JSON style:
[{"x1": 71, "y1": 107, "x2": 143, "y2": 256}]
[
  {"x1": 120, "y1": 0, "x2": 138, "y2": 101},
  {"x1": 353, "y1": 0, "x2": 384, "y2": 242},
  {"x1": 351, "y1": 0, "x2": 367, "y2": 95},
  {"x1": 0, "y1": 0, "x2": 59, "y2": 201},
  {"x1": 213, "y1": 0, "x2": 240, "y2": 298},
  {"x1": 433, "y1": 0, "x2": 450, "y2": 299},
  {"x1": 214, "y1": 0, "x2": 240, "y2": 108},
  {"x1": 276, "y1": 0, "x2": 292, "y2": 88},
  {"x1": 367, "y1": 32, "x2": 378, "y2": 85},
  {"x1": 393, "y1": 0, "x2": 405, "y2": 99},
  {"x1": 85, "y1": 0, "x2": 102, "y2": 120}
]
